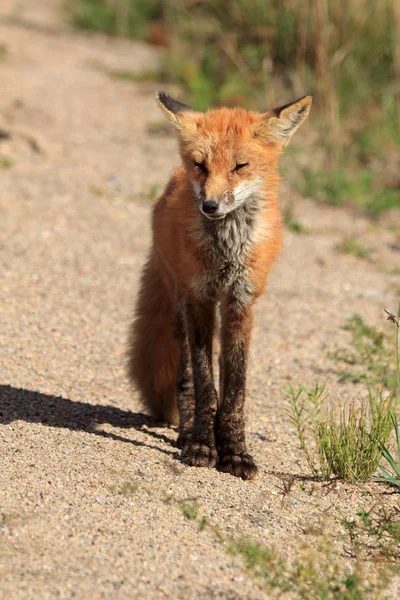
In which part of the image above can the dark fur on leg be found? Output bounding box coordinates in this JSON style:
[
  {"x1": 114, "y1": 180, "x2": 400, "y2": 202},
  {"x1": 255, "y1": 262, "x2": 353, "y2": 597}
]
[
  {"x1": 174, "y1": 305, "x2": 195, "y2": 448},
  {"x1": 217, "y1": 300, "x2": 257, "y2": 480},
  {"x1": 180, "y1": 301, "x2": 218, "y2": 468}
]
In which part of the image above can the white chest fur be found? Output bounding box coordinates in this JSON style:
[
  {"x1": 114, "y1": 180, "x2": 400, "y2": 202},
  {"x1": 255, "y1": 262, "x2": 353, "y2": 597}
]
[{"x1": 189, "y1": 202, "x2": 259, "y2": 304}]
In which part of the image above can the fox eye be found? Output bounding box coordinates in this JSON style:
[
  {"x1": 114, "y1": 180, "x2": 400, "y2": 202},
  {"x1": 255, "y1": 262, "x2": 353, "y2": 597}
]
[
  {"x1": 194, "y1": 161, "x2": 208, "y2": 175},
  {"x1": 233, "y1": 162, "x2": 249, "y2": 173}
]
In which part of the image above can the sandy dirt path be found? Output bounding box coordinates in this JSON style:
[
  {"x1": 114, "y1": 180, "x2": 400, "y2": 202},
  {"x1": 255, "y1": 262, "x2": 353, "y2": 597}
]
[{"x1": 0, "y1": 3, "x2": 399, "y2": 599}]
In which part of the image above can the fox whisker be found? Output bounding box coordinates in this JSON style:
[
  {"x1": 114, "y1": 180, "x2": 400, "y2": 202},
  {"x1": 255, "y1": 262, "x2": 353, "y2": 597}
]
[{"x1": 234, "y1": 185, "x2": 261, "y2": 201}]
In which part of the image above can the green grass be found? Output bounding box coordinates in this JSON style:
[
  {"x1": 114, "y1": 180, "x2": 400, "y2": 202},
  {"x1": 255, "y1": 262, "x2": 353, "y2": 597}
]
[
  {"x1": 286, "y1": 382, "x2": 326, "y2": 478},
  {"x1": 342, "y1": 506, "x2": 400, "y2": 561},
  {"x1": 329, "y1": 314, "x2": 397, "y2": 388},
  {"x1": 141, "y1": 184, "x2": 160, "y2": 202},
  {"x1": 287, "y1": 311, "x2": 400, "y2": 482},
  {"x1": 177, "y1": 499, "x2": 198, "y2": 521},
  {"x1": 299, "y1": 169, "x2": 400, "y2": 217},
  {"x1": 162, "y1": 494, "x2": 202, "y2": 523},
  {"x1": 70, "y1": 0, "x2": 400, "y2": 217},
  {"x1": 0, "y1": 44, "x2": 7, "y2": 63},
  {"x1": 0, "y1": 157, "x2": 14, "y2": 169},
  {"x1": 377, "y1": 413, "x2": 400, "y2": 490},
  {"x1": 376, "y1": 313, "x2": 400, "y2": 490},
  {"x1": 163, "y1": 488, "x2": 398, "y2": 598},
  {"x1": 284, "y1": 213, "x2": 309, "y2": 235},
  {"x1": 70, "y1": 1, "x2": 400, "y2": 119},
  {"x1": 69, "y1": 1, "x2": 400, "y2": 145},
  {"x1": 336, "y1": 236, "x2": 371, "y2": 260},
  {"x1": 72, "y1": 0, "x2": 116, "y2": 35},
  {"x1": 227, "y1": 535, "x2": 393, "y2": 599},
  {"x1": 316, "y1": 396, "x2": 393, "y2": 482},
  {"x1": 107, "y1": 68, "x2": 164, "y2": 83},
  {"x1": 286, "y1": 384, "x2": 394, "y2": 481},
  {"x1": 108, "y1": 481, "x2": 139, "y2": 496},
  {"x1": 71, "y1": 0, "x2": 163, "y2": 39},
  {"x1": 89, "y1": 185, "x2": 105, "y2": 196}
]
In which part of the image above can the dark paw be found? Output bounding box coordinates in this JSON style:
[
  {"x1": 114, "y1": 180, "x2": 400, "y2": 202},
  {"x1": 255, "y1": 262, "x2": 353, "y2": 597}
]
[
  {"x1": 181, "y1": 442, "x2": 217, "y2": 468},
  {"x1": 219, "y1": 453, "x2": 258, "y2": 480},
  {"x1": 177, "y1": 432, "x2": 192, "y2": 449}
]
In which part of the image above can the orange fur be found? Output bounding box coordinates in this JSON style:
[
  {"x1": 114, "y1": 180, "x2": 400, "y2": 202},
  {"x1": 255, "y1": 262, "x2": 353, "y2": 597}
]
[{"x1": 128, "y1": 93, "x2": 312, "y2": 424}]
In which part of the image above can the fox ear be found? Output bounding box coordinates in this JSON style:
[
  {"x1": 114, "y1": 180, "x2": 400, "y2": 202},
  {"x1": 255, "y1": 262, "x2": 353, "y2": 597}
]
[
  {"x1": 256, "y1": 95, "x2": 312, "y2": 147},
  {"x1": 156, "y1": 91, "x2": 194, "y2": 126}
]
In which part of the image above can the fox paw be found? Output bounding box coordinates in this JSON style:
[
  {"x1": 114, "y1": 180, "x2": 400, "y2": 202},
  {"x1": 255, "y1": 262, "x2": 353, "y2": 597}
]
[
  {"x1": 181, "y1": 442, "x2": 217, "y2": 468},
  {"x1": 219, "y1": 453, "x2": 258, "y2": 480},
  {"x1": 176, "y1": 432, "x2": 192, "y2": 449}
]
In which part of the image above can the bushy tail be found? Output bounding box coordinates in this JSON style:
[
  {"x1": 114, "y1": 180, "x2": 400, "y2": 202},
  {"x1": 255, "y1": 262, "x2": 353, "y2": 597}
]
[{"x1": 127, "y1": 253, "x2": 179, "y2": 425}]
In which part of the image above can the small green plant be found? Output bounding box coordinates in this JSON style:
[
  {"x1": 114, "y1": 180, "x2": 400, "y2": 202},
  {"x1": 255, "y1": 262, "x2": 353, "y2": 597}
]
[
  {"x1": 109, "y1": 481, "x2": 138, "y2": 496},
  {"x1": 299, "y1": 169, "x2": 400, "y2": 217},
  {"x1": 0, "y1": 44, "x2": 7, "y2": 63},
  {"x1": 177, "y1": 499, "x2": 198, "y2": 521},
  {"x1": 316, "y1": 395, "x2": 393, "y2": 481},
  {"x1": 227, "y1": 535, "x2": 392, "y2": 599},
  {"x1": 197, "y1": 515, "x2": 208, "y2": 531},
  {"x1": 142, "y1": 184, "x2": 160, "y2": 202},
  {"x1": 89, "y1": 185, "x2": 105, "y2": 196},
  {"x1": 329, "y1": 314, "x2": 396, "y2": 388},
  {"x1": 284, "y1": 213, "x2": 308, "y2": 234},
  {"x1": 342, "y1": 506, "x2": 400, "y2": 561},
  {"x1": 385, "y1": 309, "x2": 400, "y2": 387},
  {"x1": 108, "y1": 68, "x2": 164, "y2": 83},
  {"x1": 162, "y1": 489, "x2": 396, "y2": 598},
  {"x1": 378, "y1": 414, "x2": 400, "y2": 491},
  {"x1": 0, "y1": 157, "x2": 14, "y2": 169},
  {"x1": 227, "y1": 539, "x2": 289, "y2": 594},
  {"x1": 71, "y1": 0, "x2": 163, "y2": 39},
  {"x1": 336, "y1": 236, "x2": 371, "y2": 260},
  {"x1": 72, "y1": 0, "x2": 116, "y2": 35},
  {"x1": 376, "y1": 311, "x2": 400, "y2": 490},
  {"x1": 287, "y1": 385, "x2": 393, "y2": 481},
  {"x1": 162, "y1": 494, "x2": 207, "y2": 529},
  {"x1": 289, "y1": 311, "x2": 399, "y2": 483},
  {"x1": 286, "y1": 382, "x2": 326, "y2": 477}
]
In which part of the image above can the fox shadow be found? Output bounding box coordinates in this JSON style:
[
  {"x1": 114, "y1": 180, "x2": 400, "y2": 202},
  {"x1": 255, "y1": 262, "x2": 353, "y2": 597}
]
[{"x1": 0, "y1": 384, "x2": 177, "y2": 456}]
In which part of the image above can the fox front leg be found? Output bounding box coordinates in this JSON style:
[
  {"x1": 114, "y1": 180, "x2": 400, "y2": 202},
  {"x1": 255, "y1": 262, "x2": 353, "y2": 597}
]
[
  {"x1": 181, "y1": 301, "x2": 218, "y2": 468},
  {"x1": 217, "y1": 299, "x2": 257, "y2": 480}
]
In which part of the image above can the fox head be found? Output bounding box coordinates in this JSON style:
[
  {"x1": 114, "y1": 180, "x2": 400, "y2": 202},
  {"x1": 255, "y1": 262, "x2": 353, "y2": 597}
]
[{"x1": 156, "y1": 91, "x2": 312, "y2": 220}]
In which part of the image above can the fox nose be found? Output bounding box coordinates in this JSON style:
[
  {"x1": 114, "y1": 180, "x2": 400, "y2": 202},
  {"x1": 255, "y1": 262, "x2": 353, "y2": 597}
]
[{"x1": 202, "y1": 200, "x2": 219, "y2": 214}]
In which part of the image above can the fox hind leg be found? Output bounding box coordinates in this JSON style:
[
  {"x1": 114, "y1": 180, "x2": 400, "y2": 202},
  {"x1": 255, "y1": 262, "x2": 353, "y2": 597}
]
[{"x1": 175, "y1": 304, "x2": 195, "y2": 448}]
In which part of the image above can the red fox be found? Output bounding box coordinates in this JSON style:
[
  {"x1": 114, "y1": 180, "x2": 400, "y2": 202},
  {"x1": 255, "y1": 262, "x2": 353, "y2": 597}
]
[{"x1": 128, "y1": 91, "x2": 312, "y2": 479}]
